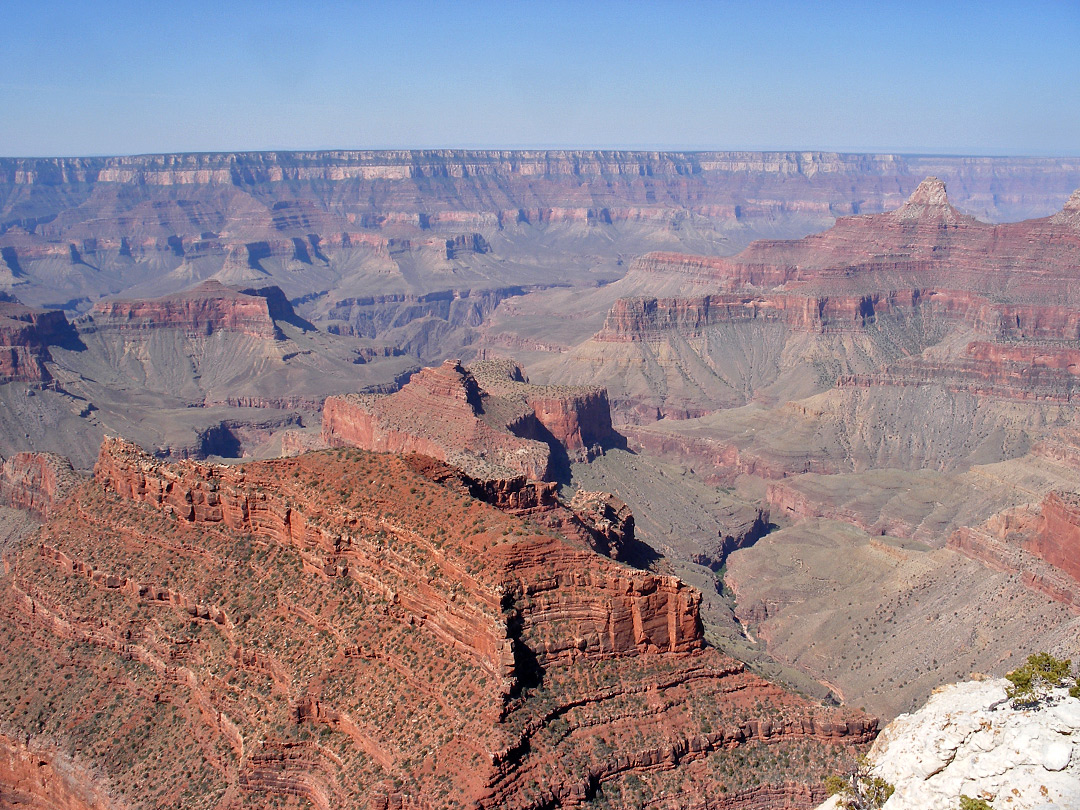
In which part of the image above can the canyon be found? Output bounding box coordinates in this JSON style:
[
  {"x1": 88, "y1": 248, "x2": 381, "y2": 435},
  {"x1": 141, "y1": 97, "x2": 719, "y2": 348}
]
[
  {"x1": 0, "y1": 278, "x2": 417, "y2": 468},
  {"x1": 0, "y1": 437, "x2": 874, "y2": 809},
  {"x1": 529, "y1": 177, "x2": 1080, "y2": 718},
  {"x1": 3, "y1": 150, "x2": 1080, "y2": 806}
]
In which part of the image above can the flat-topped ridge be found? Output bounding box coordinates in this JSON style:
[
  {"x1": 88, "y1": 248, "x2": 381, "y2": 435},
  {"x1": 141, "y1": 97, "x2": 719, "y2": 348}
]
[
  {"x1": 323, "y1": 357, "x2": 619, "y2": 481},
  {"x1": 89, "y1": 280, "x2": 300, "y2": 339}
]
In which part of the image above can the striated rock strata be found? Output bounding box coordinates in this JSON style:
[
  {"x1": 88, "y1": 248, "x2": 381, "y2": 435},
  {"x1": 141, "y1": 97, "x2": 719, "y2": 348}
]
[
  {"x1": 0, "y1": 437, "x2": 876, "y2": 808},
  {"x1": 0, "y1": 732, "x2": 115, "y2": 810},
  {"x1": 948, "y1": 489, "x2": 1080, "y2": 609},
  {"x1": 469, "y1": 358, "x2": 618, "y2": 461},
  {"x1": 88, "y1": 280, "x2": 301, "y2": 339},
  {"x1": 0, "y1": 301, "x2": 73, "y2": 383},
  {"x1": 0, "y1": 451, "x2": 81, "y2": 519},
  {"x1": 577, "y1": 178, "x2": 1080, "y2": 422},
  {"x1": 323, "y1": 358, "x2": 619, "y2": 481}
]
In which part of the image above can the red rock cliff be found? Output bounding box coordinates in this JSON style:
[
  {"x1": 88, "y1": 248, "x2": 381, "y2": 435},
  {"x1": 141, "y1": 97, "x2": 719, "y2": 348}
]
[
  {"x1": 0, "y1": 437, "x2": 875, "y2": 809},
  {"x1": 0, "y1": 302, "x2": 71, "y2": 383},
  {"x1": 89, "y1": 280, "x2": 284, "y2": 339},
  {"x1": 469, "y1": 358, "x2": 618, "y2": 460},
  {"x1": 322, "y1": 360, "x2": 554, "y2": 480},
  {"x1": 92, "y1": 437, "x2": 701, "y2": 670},
  {"x1": 0, "y1": 733, "x2": 114, "y2": 810},
  {"x1": 0, "y1": 452, "x2": 80, "y2": 519},
  {"x1": 1030, "y1": 491, "x2": 1080, "y2": 584}
]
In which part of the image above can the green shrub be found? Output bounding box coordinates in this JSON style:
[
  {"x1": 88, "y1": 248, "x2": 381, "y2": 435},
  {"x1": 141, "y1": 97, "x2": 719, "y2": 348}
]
[
  {"x1": 1005, "y1": 652, "x2": 1078, "y2": 707},
  {"x1": 826, "y1": 755, "x2": 894, "y2": 809},
  {"x1": 959, "y1": 796, "x2": 993, "y2": 810}
]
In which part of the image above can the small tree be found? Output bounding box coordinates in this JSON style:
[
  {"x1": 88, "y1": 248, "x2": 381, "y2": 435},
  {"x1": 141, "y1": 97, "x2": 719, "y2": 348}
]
[
  {"x1": 825, "y1": 755, "x2": 895, "y2": 810},
  {"x1": 1005, "y1": 652, "x2": 1078, "y2": 707}
]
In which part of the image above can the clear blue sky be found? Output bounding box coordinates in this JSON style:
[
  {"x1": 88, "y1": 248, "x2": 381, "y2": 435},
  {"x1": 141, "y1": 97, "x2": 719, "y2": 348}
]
[{"x1": 2, "y1": 0, "x2": 1078, "y2": 157}]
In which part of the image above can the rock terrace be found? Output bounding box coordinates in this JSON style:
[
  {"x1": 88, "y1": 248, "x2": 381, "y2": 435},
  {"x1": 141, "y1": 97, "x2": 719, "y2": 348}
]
[{"x1": 0, "y1": 438, "x2": 875, "y2": 808}]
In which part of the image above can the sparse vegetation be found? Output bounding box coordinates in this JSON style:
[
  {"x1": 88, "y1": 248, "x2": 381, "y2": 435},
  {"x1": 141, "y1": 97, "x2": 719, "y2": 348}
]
[
  {"x1": 1004, "y1": 652, "x2": 1079, "y2": 707},
  {"x1": 825, "y1": 755, "x2": 895, "y2": 810},
  {"x1": 959, "y1": 796, "x2": 994, "y2": 810}
]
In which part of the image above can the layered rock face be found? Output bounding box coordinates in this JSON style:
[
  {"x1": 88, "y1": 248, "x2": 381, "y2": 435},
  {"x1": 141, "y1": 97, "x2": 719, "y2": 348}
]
[
  {"x1": 0, "y1": 278, "x2": 418, "y2": 468},
  {"x1": 3, "y1": 151, "x2": 1078, "y2": 351},
  {"x1": 323, "y1": 358, "x2": 618, "y2": 481},
  {"x1": 1032, "y1": 491, "x2": 1080, "y2": 583},
  {"x1": 469, "y1": 358, "x2": 617, "y2": 460},
  {"x1": 0, "y1": 301, "x2": 71, "y2": 383},
  {"x1": 818, "y1": 679, "x2": 1080, "y2": 810},
  {"x1": 0, "y1": 438, "x2": 876, "y2": 808},
  {"x1": 571, "y1": 179, "x2": 1080, "y2": 719},
  {"x1": 0, "y1": 733, "x2": 114, "y2": 810},
  {"x1": 90, "y1": 438, "x2": 702, "y2": 669},
  {"x1": 578, "y1": 178, "x2": 1080, "y2": 473},
  {"x1": 404, "y1": 454, "x2": 637, "y2": 562},
  {"x1": 597, "y1": 179, "x2": 1080, "y2": 372},
  {"x1": 0, "y1": 451, "x2": 80, "y2": 518},
  {"x1": 323, "y1": 360, "x2": 552, "y2": 480},
  {"x1": 948, "y1": 489, "x2": 1080, "y2": 608},
  {"x1": 88, "y1": 280, "x2": 289, "y2": 339}
]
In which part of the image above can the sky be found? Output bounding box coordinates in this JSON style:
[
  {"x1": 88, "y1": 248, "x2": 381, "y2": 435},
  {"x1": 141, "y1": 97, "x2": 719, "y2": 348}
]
[{"x1": 1, "y1": 0, "x2": 1078, "y2": 157}]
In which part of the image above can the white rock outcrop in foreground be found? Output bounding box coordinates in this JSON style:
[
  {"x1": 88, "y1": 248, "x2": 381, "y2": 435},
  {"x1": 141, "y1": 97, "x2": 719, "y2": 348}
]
[{"x1": 818, "y1": 678, "x2": 1080, "y2": 809}]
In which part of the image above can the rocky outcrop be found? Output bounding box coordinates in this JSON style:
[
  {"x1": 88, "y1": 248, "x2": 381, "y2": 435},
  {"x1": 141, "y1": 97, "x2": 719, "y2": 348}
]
[
  {"x1": 0, "y1": 437, "x2": 877, "y2": 808},
  {"x1": 1032, "y1": 491, "x2": 1080, "y2": 583},
  {"x1": 948, "y1": 490, "x2": 1080, "y2": 608},
  {"x1": 405, "y1": 454, "x2": 634, "y2": 561},
  {"x1": 323, "y1": 358, "x2": 619, "y2": 480},
  {"x1": 322, "y1": 360, "x2": 553, "y2": 480},
  {"x1": 88, "y1": 280, "x2": 290, "y2": 339},
  {"x1": 0, "y1": 733, "x2": 115, "y2": 810},
  {"x1": 0, "y1": 452, "x2": 80, "y2": 518},
  {"x1": 567, "y1": 490, "x2": 635, "y2": 560},
  {"x1": 0, "y1": 302, "x2": 72, "y2": 383},
  {"x1": 470, "y1": 358, "x2": 619, "y2": 460},
  {"x1": 818, "y1": 679, "x2": 1080, "y2": 810},
  {"x1": 92, "y1": 437, "x2": 702, "y2": 669}
]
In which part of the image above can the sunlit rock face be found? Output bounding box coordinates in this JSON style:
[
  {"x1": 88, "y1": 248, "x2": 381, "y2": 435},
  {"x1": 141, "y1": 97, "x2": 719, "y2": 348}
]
[
  {"x1": 0, "y1": 437, "x2": 876, "y2": 808},
  {"x1": 818, "y1": 678, "x2": 1080, "y2": 810}
]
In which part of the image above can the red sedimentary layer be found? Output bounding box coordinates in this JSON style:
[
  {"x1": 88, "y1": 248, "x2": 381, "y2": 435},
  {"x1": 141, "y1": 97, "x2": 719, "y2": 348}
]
[
  {"x1": 599, "y1": 289, "x2": 1080, "y2": 343},
  {"x1": 947, "y1": 490, "x2": 1080, "y2": 609},
  {"x1": 0, "y1": 452, "x2": 81, "y2": 519},
  {"x1": 0, "y1": 438, "x2": 876, "y2": 808},
  {"x1": 836, "y1": 341, "x2": 1080, "y2": 402},
  {"x1": 89, "y1": 280, "x2": 284, "y2": 339},
  {"x1": 0, "y1": 302, "x2": 70, "y2": 383},
  {"x1": 596, "y1": 179, "x2": 1080, "y2": 407},
  {"x1": 470, "y1": 358, "x2": 617, "y2": 459},
  {"x1": 1028, "y1": 491, "x2": 1080, "y2": 584},
  {"x1": 323, "y1": 359, "x2": 618, "y2": 481},
  {"x1": 629, "y1": 182, "x2": 1080, "y2": 296},
  {"x1": 322, "y1": 360, "x2": 553, "y2": 481},
  {"x1": 404, "y1": 454, "x2": 634, "y2": 562},
  {"x1": 0, "y1": 733, "x2": 113, "y2": 810},
  {"x1": 91, "y1": 438, "x2": 702, "y2": 671}
]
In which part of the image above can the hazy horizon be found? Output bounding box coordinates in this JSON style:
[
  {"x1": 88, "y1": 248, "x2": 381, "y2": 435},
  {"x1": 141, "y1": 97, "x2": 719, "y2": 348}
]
[{"x1": 4, "y1": 145, "x2": 1080, "y2": 160}]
